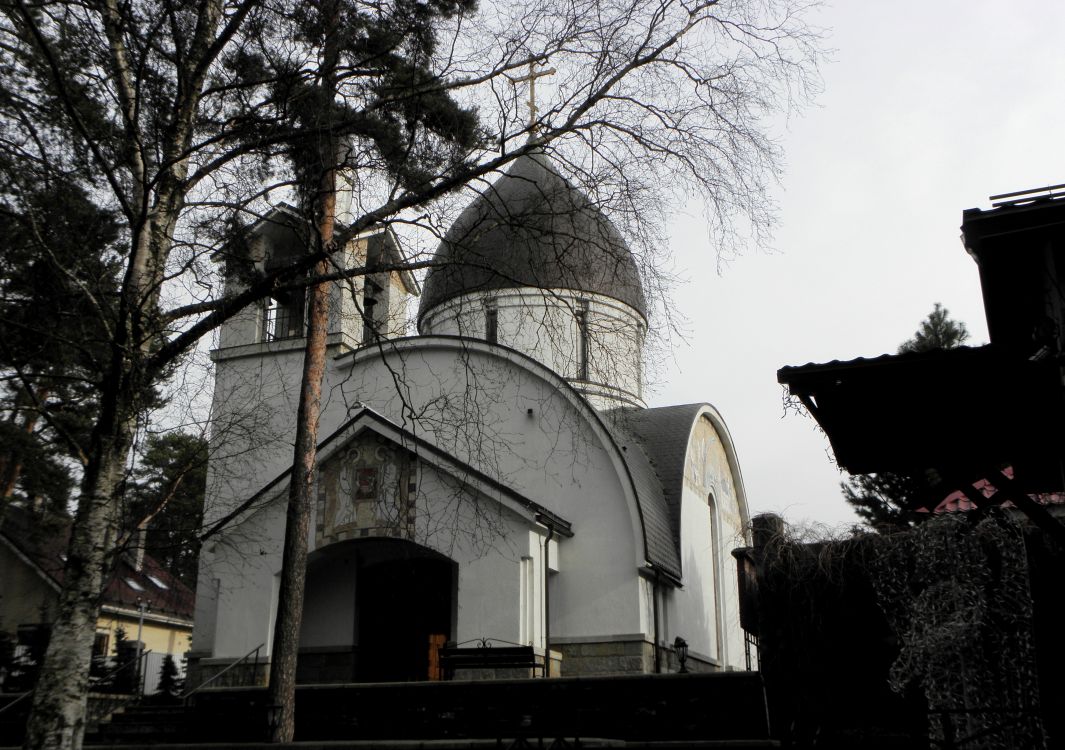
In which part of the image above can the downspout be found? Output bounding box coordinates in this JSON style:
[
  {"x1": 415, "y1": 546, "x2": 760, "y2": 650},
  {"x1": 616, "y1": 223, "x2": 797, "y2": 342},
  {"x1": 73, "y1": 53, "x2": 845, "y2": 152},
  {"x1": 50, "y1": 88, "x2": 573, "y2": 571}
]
[
  {"x1": 543, "y1": 525, "x2": 555, "y2": 675},
  {"x1": 651, "y1": 569, "x2": 661, "y2": 673}
]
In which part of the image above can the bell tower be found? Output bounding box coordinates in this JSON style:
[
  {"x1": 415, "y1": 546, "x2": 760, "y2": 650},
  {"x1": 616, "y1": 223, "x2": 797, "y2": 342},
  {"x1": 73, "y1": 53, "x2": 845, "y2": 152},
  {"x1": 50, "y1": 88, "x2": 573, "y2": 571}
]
[{"x1": 207, "y1": 205, "x2": 419, "y2": 513}]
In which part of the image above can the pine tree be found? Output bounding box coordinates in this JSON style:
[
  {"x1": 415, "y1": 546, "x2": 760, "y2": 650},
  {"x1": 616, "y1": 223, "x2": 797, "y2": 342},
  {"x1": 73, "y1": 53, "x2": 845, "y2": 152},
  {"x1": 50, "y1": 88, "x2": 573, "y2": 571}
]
[
  {"x1": 156, "y1": 654, "x2": 180, "y2": 701},
  {"x1": 897, "y1": 303, "x2": 970, "y2": 354},
  {"x1": 0, "y1": 184, "x2": 122, "y2": 517},
  {"x1": 843, "y1": 304, "x2": 971, "y2": 530},
  {"x1": 127, "y1": 433, "x2": 208, "y2": 588}
]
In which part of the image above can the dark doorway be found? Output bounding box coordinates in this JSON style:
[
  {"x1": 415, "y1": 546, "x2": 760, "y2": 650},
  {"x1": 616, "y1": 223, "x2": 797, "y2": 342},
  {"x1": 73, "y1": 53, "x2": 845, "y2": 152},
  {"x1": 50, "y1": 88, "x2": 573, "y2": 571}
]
[
  {"x1": 299, "y1": 538, "x2": 455, "y2": 683},
  {"x1": 357, "y1": 549, "x2": 454, "y2": 681}
]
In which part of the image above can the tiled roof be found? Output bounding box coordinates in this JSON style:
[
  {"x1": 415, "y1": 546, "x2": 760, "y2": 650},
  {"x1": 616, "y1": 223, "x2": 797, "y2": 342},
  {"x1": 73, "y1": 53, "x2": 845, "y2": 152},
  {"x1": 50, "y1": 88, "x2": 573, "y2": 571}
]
[
  {"x1": 932, "y1": 467, "x2": 1065, "y2": 514},
  {"x1": 0, "y1": 504, "x2": 194, "y2": 621}
]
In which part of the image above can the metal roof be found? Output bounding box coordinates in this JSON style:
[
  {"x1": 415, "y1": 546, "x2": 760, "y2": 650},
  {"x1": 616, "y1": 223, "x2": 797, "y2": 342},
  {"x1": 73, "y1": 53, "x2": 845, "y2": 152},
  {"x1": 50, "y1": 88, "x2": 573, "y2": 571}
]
[
  {"x1": 607, "y1": 404, "x2": 717, "y2": 581},
  {"x1": 778, "y1": 344, "x2": 1065, "y2": 492},
  {"x1": 418, "y1": 151, "x2": 647, "y2": 324}
]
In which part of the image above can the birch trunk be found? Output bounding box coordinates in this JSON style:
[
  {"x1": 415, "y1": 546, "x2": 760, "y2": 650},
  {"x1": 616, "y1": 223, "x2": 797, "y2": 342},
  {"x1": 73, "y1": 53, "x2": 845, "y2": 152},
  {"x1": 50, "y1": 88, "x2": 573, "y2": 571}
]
[{"x1": 22, "y1": 409, "x2": 135, "y2": 750}]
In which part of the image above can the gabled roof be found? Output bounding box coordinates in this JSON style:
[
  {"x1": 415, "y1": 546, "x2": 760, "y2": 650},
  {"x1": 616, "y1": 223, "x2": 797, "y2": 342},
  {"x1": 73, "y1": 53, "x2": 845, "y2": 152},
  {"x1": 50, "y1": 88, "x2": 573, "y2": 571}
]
[
  {"x1": 0, "y1": 504, "x2": 195, "y2": 621},
  {"x1": 204, "y1": 406, "x2": 573, "y2": 542}
]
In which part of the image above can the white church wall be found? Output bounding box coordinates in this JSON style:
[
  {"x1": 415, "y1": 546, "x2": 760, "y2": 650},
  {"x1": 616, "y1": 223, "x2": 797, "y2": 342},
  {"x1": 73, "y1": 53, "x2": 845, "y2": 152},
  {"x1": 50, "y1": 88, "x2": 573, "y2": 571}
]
[
  {"x1": 197, "y1": 494, "x2": 286, "y2": 660},
  {"x1": 406, "y1": 464, "x2": 532, "y2": 647},
  {"x1": 419, "y1": 289, "x2": 645, "y2": 409},
  {"x1": 204, "y1": 346, "x2": 307, "y2": 525},
  {"x1": 672, "y1": 486, "x2": 718, "y2": 664},
  {"x1": 199, "y1": 334, "x2": 653, "y2": 671},
  {"x1": 333, "y1": 340, "x2": 647, "y2": 642},
  {"x1": 665, "y1": 410, "x2": 751, "y2": 671}
]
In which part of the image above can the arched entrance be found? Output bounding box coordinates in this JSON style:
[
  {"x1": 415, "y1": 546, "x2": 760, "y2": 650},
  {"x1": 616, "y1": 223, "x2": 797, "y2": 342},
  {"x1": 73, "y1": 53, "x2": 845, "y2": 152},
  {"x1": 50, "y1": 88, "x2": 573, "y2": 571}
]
[{"x1": 298, "y1": 538, "x2": 456, "y2": 683}]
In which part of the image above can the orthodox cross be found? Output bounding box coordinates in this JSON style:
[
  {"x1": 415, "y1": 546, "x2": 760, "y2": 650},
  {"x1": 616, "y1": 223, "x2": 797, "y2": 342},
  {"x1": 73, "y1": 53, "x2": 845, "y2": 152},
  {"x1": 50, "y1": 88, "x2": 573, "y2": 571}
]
[{"x1": 508, "y1": 61, "x2": 556, "y2": 131}]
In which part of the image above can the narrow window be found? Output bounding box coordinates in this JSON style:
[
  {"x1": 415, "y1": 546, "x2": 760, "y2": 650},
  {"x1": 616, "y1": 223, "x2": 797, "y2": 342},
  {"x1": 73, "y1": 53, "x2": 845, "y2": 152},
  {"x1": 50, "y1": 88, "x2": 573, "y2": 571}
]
[
  {"x1": 484, "y1": 299, "x2": 498, "y2": 344},
  {"x1": 362, "y1": 279, "x2": 381, "y2": 343},
  {"x1": 520, "y1": 556, "x2": 534, "y2": 645},
  {"x1": 708, "y1": 491, "x2": 725, "y2": 663},
  {"x1": 575, "y1": 300, "x2": 590, "y2": 380}
]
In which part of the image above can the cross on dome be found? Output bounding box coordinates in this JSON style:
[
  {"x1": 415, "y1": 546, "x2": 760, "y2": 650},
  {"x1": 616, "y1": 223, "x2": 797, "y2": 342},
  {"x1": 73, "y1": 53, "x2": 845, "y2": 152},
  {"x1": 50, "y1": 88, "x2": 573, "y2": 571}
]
[{"x1": 508, "y1": 60, "x2": 555, "y2": 131}]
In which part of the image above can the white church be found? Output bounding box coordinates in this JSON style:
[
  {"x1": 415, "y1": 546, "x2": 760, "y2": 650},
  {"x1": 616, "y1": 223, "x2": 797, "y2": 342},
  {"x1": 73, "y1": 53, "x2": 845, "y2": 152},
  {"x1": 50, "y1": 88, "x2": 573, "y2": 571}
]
[{"x1": 189, "y1": 151, "x2": 752, "y2": 684}]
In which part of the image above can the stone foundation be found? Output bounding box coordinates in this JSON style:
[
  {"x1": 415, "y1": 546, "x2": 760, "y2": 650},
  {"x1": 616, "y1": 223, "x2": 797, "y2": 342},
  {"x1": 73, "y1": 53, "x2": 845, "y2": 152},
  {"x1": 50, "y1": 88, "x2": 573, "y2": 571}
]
[
  {"x1": 552, "y1": 638, "x2": 719, "y2": 676},
  {"x1": 553, "y1": 638, "x2": 655, "y2": 676}
]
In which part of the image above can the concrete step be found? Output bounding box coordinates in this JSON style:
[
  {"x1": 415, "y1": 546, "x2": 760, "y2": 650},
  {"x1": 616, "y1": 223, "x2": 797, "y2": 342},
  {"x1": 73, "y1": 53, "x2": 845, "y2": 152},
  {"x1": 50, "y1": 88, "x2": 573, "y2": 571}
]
[{"x1": 78, "y1": 740, "x2": 780, "y2": 749}]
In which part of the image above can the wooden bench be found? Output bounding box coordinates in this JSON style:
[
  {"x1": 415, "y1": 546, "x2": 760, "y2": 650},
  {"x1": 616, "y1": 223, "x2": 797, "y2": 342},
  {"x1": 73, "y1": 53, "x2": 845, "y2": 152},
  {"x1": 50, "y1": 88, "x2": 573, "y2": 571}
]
[{"x1": 438, "y1": 639, "x2": 544, "y2": 680}]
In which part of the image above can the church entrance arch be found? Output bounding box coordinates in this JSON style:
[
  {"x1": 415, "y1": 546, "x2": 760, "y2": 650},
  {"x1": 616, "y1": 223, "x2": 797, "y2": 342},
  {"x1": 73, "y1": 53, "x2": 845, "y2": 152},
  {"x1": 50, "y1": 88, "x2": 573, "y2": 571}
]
[{"x1": 297, "y1": 538, "x2": 456, "y2": 683}]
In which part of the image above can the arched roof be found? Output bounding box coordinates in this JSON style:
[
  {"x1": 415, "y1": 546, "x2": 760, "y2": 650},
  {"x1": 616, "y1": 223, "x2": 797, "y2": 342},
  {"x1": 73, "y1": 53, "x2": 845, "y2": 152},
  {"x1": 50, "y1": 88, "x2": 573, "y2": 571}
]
[
  {"x1": 613, "y1": 403, "x2": 752, "y2": 558},
  {"x1": 418, "y1": 152, "x2": 647, "y2": 325}
]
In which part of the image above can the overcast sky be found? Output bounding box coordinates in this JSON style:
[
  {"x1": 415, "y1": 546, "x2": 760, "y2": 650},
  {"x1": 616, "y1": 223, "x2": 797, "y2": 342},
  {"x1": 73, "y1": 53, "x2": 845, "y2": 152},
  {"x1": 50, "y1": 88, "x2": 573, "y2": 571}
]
[{"x1": 651, "y1": 1, "x2": 1065, "y2": 530}]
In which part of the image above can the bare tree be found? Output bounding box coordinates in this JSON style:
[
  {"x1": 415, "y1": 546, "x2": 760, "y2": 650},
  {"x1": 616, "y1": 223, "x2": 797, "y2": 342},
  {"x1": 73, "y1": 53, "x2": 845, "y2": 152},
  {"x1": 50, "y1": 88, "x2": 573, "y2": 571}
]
[{"x1": 0, "y1": 0, "x2": 821, "y2": 747}]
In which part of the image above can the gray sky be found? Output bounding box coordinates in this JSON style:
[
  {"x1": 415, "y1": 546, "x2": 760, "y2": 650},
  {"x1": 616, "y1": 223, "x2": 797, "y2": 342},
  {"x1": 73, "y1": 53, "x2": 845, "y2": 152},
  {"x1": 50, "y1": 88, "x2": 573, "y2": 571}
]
[{"x1": 652, "y1": 1, "x2": 1065, "y2": 529}]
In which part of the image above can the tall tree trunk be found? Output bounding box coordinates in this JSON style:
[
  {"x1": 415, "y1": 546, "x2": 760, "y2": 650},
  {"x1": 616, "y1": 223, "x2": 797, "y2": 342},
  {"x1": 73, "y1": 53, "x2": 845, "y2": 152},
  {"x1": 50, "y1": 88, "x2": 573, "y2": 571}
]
[
  {"x1": 266, "y1": 3, "x2": 341, "y2": 739},
  {"x1": 266, "y1": 172, "x2": 337, "y2": 745},
  {"x1": 22, "y1": 397, "x2": 135, "y2": 750}
]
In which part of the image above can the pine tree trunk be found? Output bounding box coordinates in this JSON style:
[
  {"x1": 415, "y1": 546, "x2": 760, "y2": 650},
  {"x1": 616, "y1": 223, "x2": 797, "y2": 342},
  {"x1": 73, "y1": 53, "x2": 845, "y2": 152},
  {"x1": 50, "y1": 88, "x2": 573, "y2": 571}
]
[
  {"x1": 266, "y1": 2, "x2": 341, "y2": 738},
  {"x1": 266, "y1": 174, "x2": 337, "y2": 744}
]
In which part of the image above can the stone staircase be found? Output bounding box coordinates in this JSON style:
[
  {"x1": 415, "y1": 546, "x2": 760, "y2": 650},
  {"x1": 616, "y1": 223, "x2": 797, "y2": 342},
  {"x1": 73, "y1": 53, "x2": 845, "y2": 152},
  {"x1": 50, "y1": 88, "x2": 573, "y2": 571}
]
[{"x1": 84, "y1": 672, "x2": 778, "y2": 748}]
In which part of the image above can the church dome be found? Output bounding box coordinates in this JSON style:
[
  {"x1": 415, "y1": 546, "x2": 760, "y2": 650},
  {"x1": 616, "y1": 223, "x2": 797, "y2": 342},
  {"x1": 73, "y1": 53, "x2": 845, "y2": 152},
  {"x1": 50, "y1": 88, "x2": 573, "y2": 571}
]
[{"x1": 418, "y1": 151, "x2": 647, "y2": 324}]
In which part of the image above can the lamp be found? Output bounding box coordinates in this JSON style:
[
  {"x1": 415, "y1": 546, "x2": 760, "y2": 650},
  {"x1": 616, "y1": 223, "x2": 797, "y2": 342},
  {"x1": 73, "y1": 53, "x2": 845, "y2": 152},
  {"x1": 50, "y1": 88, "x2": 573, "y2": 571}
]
[{"x1": 673, "y1": 636, "x2": 689, "y2": 674}]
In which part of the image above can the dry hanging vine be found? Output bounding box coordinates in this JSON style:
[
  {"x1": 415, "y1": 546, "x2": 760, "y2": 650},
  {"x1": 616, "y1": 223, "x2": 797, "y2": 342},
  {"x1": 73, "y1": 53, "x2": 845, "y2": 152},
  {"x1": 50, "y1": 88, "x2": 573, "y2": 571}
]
[{"x1": 868, "y1": 510, "x2": 1045, "y2": 750}]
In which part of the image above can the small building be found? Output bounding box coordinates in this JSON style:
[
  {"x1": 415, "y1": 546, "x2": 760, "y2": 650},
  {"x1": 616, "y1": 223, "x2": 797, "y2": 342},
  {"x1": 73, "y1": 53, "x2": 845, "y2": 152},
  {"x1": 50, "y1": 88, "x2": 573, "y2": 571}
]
[{"x1": 0, "y1": 504, "x2": 194, "y2": 692}]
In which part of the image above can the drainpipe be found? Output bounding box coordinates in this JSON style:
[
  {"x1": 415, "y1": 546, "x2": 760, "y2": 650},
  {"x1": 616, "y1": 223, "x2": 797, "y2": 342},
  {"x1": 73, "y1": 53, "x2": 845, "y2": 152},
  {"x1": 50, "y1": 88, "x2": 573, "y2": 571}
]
[
  {"x1": 651, "y1": 570, "x2": 661, "y2": 674},
  {"x1": 542, "y1": 525, "x2": 554, "y2": 674}
]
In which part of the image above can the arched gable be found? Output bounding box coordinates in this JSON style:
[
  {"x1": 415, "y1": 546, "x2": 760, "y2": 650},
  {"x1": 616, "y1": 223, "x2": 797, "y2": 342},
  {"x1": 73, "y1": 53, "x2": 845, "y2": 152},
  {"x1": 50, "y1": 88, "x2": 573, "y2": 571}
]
[{"x1": 333, "y1": 336, "x2": 657, "y2": 575}]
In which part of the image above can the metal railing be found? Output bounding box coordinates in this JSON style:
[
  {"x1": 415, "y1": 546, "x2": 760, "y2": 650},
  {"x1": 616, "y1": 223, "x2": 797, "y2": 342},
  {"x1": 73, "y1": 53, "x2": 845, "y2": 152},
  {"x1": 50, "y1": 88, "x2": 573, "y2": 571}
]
[
  {"x1": 182, "y1": 643, "x2": 264, "y2": 699},
  {"x1": 0, "y1": 690, "x2": 32, "y2": 718},
  {"x1": 0, "y1": 649, "x2": 153, "y2": 720},
  {"x1": 262, "y1": 304, "x2": 304, "y2": 341},
  {"x1": 89, "y1": 649, "x2": 153, "y2": 694}
]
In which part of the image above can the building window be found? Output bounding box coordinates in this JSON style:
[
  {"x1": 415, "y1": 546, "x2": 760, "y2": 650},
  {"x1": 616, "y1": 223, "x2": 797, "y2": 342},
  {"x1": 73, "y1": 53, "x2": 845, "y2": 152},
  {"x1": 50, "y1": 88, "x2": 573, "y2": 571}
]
[
  {"x1": 575, "y1": 300, "x2": 590, "y2": 381},
  {"x1": 708, "y1": 491, "x2": 725, "y2": 663},
  {"x1": 92, "y1": 632, "x2": 109, "y2": 659},
  {"x1": 262, "y1": 289, "x2": 306, "y2": 341},
  {"x1": 484, "y1": 299, "x2": 498, "y2": 344},
  {"x1": 362, "y1": 279, "x2": 382, "y2": 343}
]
